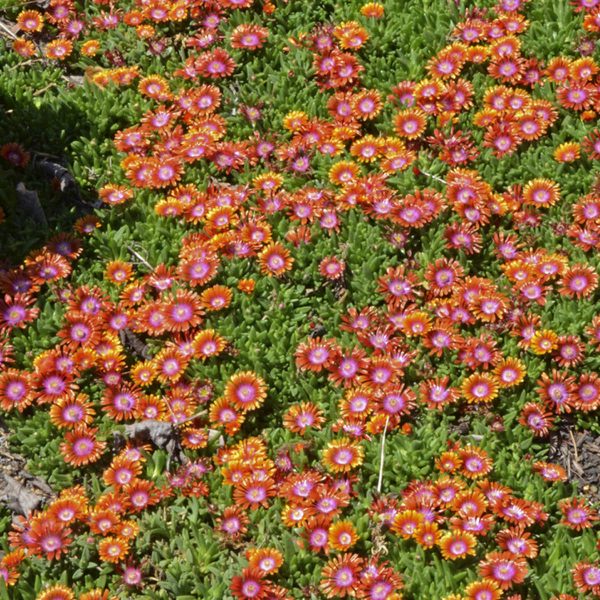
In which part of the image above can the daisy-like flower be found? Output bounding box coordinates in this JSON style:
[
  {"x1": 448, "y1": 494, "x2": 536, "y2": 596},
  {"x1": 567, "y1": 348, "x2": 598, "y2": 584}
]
[
  {"x1": 0, "y1": 369, "x2": 34, "y2": 412},
  {"x1": 45, "y1": 38, "x2": 73, "y2": 60},
  {"x1": 554, "y1": 142, "x2": 581, "y2": 162},
  {"x1": 230, "y1": 567, "x2": 268, "y2": 599},
  {"x1": 319, "y1": 256, "x2": 346, "y2": 280},
  {"x1": 529, "y1": 329, "x2": 559, "y2": 355},
  {"x1": 233, "y1": 477, "x2": 275, "y2": 510},
  {"x1": 36, "y1": 585, "x2": 75, "y2": 600},
  {"x1": 200, "y1": 285, "x2": 232, "y2": 312},
  {"x1": 302, "y1": 515, "x2": 331, "y2": 552},
  {"x1": 459, "y1": 446, "x2": 493, "y2": 479},
  {"x1": 463, "y1": 579, "x2": 502, "y2": 600},
  {"x1": 320, "y1": 553, "x2": 364, "y2": 598},
  {"x1": 60, "y1": 427, "x2": 106, "y2": 467},
  {"x1": 16, "y1": 10, "x2": 44, "y2": 32},
  {"x1": 162, "y1": 289, "x2": 204, "y2": 332},
  {"x1": 572, "y1": 561, "x2": 600, "y2": 596},
  {"x1": 328, "y1": 520, "x2": 359, "y2": 551},
  {"x1": 496, "y1": 526, "x2": 538, "y2": 558},
  {"x1": 536, "y1": 370, "x2": 576, "y2": 413},
  {"x1": 493, "y1": 357, "x2": 526, "y2": 388},
  {"x1": 414, "y1": 522, "x2": 441, "y2": 549},
  {"x1": 192, "y1": 329, "x2": 227, "y2": 360},
  {"x1": 391, "y1": 510, "x2": 424, "y2": 539},
  {"x1": 98, "y1": 536, "x2": 130, "y2": 564},
  {"x1": 559, "y1": 264, "x2": 598, "y2": 298},
  {"x1": 258, "y1": 242, "x2": 293, "y2": 277},
  {"x1": 105, "y1": 260, "x2": 133, "y2": 284},
  {"x1": 532, "y1": 461, "x2": 567, "y2": 483},
  {"x1": 559, "y1": 497, "x2": 598, "y2": 530},
  {"x1": 124, "y1": 479, "x2": 160, "y2": 512},
  {"x1": 231, "y1": 24, "x2": 269, "y2": 50},
  {"x1": 393, "y1": 109, "x2": 427, "y2": 139},
  {"x1": 519, "y1": 402, "x2": 554, "y2": 437},
  {"x1": 522, "y1": 179, "x2": 560, "y2": 208},
  {"x1": 283, "y1": 402, "x2": 325, "y2": 434},
  {"x1": 209, "y1": 397, "x2": 245, "y2": 435},
  {"x1": 574, "y1": 373, "x2": 600, "y2": 411},
  {"x1": 461, "y1": 372, "x2": 499, "y2": 404},
  {"x1": 438, "y1": 531, "x2": 477, "y2": 560},
  {"x1": 49, "y1": 394, "x2": 95, "y2": 429},
  {"x1": 322, "y1": 438, "x2": 364, "y2": 473},
  {"x1": 197, "y1": 48, "x2": 236, "y2": 78},
  {"x1": 246, "y1": 547, "x2": 283, "y2": 576},
  {"x1": 103, "y1": 455, "x2": 143, "y2": 488},
  {"x1": 216, "y1": 506, "x2": 249, "y2": 539},
  {"x1": 225, "y1": 371, "x2": 267, "y2": 412},
  {"x1": 98, "y1": 184, "x2": 133, "y2": 206},
  {"x1": 478, "y1": 551, "x2": 528, "y2": 590},
  {"x1": 360, "y1": 2, "x2": 385, "y2": 18},
  {"x1": 27, "y1": 517, "x2": 72, "y2": 560}
]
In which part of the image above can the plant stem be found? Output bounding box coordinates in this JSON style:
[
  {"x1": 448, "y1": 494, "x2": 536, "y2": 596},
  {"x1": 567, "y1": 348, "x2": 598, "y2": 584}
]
[{"x1": 376, "y1": 416, "x2": 390, "y2": 494}]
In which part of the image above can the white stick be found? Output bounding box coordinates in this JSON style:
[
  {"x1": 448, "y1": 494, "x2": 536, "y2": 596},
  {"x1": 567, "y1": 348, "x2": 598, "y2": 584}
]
[
  {"x1": 127, "y1": 245, "x2": 154, "y2": 271},
  {"x1": 376, "y1": 416, "x2": 390, "y2": 494}
]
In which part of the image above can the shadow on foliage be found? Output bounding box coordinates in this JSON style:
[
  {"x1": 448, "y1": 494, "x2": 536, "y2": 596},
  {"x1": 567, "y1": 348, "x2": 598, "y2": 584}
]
[{"x1": 0, "y1": 74, "x2": 98, "y2": 264}]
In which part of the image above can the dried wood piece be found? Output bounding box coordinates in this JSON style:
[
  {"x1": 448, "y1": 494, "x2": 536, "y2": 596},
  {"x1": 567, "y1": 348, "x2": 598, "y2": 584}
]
[
  {"x1": 16, "y1": 182, "x2": 48, "y2": 228},
  {"x1": 0, "y1": 473, "x2": 44, "y2": 517}
]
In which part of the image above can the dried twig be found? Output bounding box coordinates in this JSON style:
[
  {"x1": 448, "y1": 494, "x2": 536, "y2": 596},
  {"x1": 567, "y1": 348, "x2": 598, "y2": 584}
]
[
  {"x1": 127, "y1": 244, "x2": 154, "y2": 271},
  {"x1": 376, "y1": 416, "x2": 390, "y2": 494},
  {"x1": 418, "y1": 168, "x2": 447, "y2": 185},
  {"x1": 0, "y1": 20, "x2": 18, "y2": 40},
  {"x1": 569, "y1": 429, "x2": 580, "y2": 465}
]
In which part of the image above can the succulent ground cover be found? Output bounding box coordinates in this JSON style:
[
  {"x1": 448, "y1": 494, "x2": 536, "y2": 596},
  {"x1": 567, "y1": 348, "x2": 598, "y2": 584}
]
[{"x1": 0, "y1": 0, "x2": 600, "y2": 597}]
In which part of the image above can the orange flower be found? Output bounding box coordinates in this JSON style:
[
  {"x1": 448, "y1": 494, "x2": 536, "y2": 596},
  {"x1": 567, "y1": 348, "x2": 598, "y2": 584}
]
[
  {"x1": 98, "y1": 536, "x2": 130, "y2": 564},
  {"x1": 192, "y1": 329, "x2": 227, "y2": 360},
  {"x1": 360, "y1": 2, "x2": 385, "y2": 18},
  {"x1": 12, "y1": 39, "x2": 37, "y2": 58},
  {"x1": 320, "y1": 553, "x2": 364, "y2": 598},
  {"x1": 105, "y1": 260, "x2": 133, "y2": 284},
  {"x1": 200, "y1": 285, "x2": 232, "y2": 311},
  {"x1": 391, "y1": 510, "x2": 424, "y2": 539},
  {"x1": 478, "y1": 551, "x2": 528, "y2": 590},
  {"x1": 36, "y1": 584, "x2": 75, "y2": 600},
  {"x1": 27, "y1": 517, "x2": 72, "y2": 560},
  {"x1": 393, "y1": 109, "x2": 427, "y2": 139},
  {"x1": 246, "y1": 547, "x2": 283, "y2": 575},
  {"x1": 464, "y1": 580, "x2": 501, "y2": 600},
  {"x1": 98, "y1": 184, "x2": 133, "y2": 206},
  {"x1": 230, "y1": 24, "x2": 269, "y2": 50},
  {"x1": 80, "y1": 40, "x2": 101, "y2": 57},
  {"x1": 415, "y1": 522, "x2": 440, "y2": 548},
  {"x1": 237, "y1": 278, "x2": 255, "y2": 293},
  {"x1": 283, "y1": 402, "x2": 325, "y2": 434},
  {"x1": 209, "y1": 397, "x2": 245, "y2": 435},
  {"x1": 554, "y1": 142, "x2": 580, "y2": 163},
  {"x1": 461, "y1": 372, "x2": 499, "y2": 404},
  {"x1": 438, "y1": 531, "x2": 477, "y2": 560},
  {"x1": 529, "y1": 329, "x2": 559, "y2": 355},
  {"x1": 328, "y1": 520, "x2": 359, "y2": 551},
  {"x1": 522, "y1": 178, "x2": 560, "y2": 208},
  {"x1": 493, "y1": 358, "x2": 526, "y2": 388},
  {"x1": 45, "y1": 39, "x2": 73, "y2": 61},
  {"x1": 258, "y1": 242, "x2": 293, "y2": 277},
  {"x1": 225, "y1": 371, "x2": 267, "y2": 412},
  {"x1": 60, "y1": 427, "x2": 106, "y2": 467},
  {"x1": 322, "y1": 438, "x2": 364, "y2": 473},
  {"x1": 16, "y1": 10, "x2": 44, "y2": 32}
]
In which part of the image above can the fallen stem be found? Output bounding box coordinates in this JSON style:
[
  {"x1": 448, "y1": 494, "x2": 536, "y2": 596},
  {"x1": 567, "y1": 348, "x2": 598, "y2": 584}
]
[
  {"x1": 376, "y1": 416, "x2": 390, "y2": 494},
  {"x1": 0, "y1": 21, "x2": 17, "y2": 40},
  {"x1": 127, "y1": 244, "x2": 154, "y2": 271}
]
